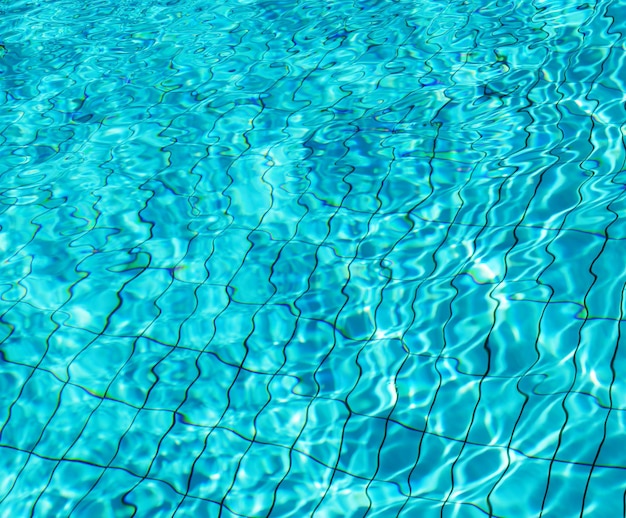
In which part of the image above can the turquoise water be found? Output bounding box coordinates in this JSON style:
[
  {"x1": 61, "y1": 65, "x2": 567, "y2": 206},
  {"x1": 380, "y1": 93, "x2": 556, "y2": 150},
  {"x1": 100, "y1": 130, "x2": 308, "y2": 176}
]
[{"x1": 0, "y1": 0, "x2": 625, "y2": 515}]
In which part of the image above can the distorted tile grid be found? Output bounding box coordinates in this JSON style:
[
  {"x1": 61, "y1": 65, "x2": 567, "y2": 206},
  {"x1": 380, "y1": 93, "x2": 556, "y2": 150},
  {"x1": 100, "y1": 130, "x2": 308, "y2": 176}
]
[{"x1": 0, "y1": 0, "x2": 625, "y2": 516}]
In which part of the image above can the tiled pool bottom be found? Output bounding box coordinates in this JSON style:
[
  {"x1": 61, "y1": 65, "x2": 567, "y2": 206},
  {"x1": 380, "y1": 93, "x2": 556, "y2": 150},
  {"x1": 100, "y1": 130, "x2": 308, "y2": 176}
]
[{"x1": 1, "y1": 0, "x2": 626, "y2": 515}]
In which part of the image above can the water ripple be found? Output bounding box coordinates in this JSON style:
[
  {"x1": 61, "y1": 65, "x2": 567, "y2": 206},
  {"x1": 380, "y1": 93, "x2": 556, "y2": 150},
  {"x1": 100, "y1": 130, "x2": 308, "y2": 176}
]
[{"x1": 0, "y1": 0, "x2": 625, "y2": 516}]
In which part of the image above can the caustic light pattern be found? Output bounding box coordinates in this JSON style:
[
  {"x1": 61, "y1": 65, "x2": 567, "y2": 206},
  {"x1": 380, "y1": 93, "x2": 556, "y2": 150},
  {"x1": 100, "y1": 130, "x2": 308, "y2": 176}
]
[{"x1": 0, "y1": 0, "x2": 625, "y2": 516}]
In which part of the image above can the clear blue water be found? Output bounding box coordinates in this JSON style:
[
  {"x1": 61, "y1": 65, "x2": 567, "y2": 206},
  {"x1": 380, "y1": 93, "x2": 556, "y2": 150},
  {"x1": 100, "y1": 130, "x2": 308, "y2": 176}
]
[{"x1": 0, "y1": 0, "x2": 625, "y2": 516}]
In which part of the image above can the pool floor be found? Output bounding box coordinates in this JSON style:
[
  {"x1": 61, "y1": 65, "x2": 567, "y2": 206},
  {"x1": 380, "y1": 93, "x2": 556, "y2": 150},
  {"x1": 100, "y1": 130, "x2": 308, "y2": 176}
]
[{"x1": 0, "y1": 0, "x2": 625, "y2": 516}]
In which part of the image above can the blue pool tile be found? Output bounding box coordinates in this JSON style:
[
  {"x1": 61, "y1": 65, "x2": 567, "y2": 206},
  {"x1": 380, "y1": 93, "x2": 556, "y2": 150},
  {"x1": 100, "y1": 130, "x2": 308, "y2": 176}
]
[
  {"x1": 580, "y1": 466, "x2": 626, "y2": 517},
  {"x1": 144, "y1": 279, "x2": 198, "y2": 346},
  {"x1": 374, "y1": 287, "x2": 419, "y2": 343},
  {"x1": 0, "y1": 446, "x2": 29, "y2": 501},
  {"x1": 610, "y1": 335, "x2": 626, "y2": 411},
  {"x1": 147, "y1": 420, "x2": 210, "y2": 494},
  {"x1": 0, "y1": 204, "x2": 46, "y2": 260},
  {"x1": 1, "y1": 369, "x2": 63, "y2": 451},
  {"x1": 364, "y1": 479, "x2": 408, "y2": 517},
  {"x1": 402, "y1": 278, "x2": 458, "y2": 357},
  {"x1": 139, "y1": 213, "x2": 196, "y2": 271},
  {"x1": 0, "y1": 285, "x2": 26, "y2": 318},
  {"x1": 282, "y1": 317, "x2": 337, "y2": 394},
  {"x1": 110, "y1": 409, "x2": 173, "y2": 477},
  {"x1": 104, "y1": 268, "x2": 172, "y2": 337},
  {"x1": 0, "y1": 361, "x2": 32, "y2": 430},
  {"x1": 346, "y1": 339, "x2": 405, "y2": 417},
  {"x1": 481, "y1": 284, "x2": 549, "y2": 370},
  {"x1": 488, "y1": 453, "x2": 551, "y2": 517},
  {"x1": 37, "y1": 324, "x2": 96, "y2": 382},
  {"x1": 335, "y1": 267, "x2": 387, "y2": 342},
  {"x1": 567, "y1": 178, "x2": 624, "y2": 237},
  {"x1": 442, "y1": 502, "x2": 493, "y2": 518},
  {"x1": 242, "y1": 303, "x2": 297, "y2": 372},
  {"x1": 504, "y1": 227, "x2": 560, "y2": 283},
  {"x1": 205, "y1": 301, "x2": 258, "y2": 366},
  {"x1": 384, "y1": 221, "x2": 446, "y2": 280},
  {"x1": 66, "y1": 399, "x2": 137, "y2": 466},
  {"x1": 290, "y1": 196, "x2": 340, "y2": 247},
  {"x1": 203, "y1": 229, "x2": 252, "y2": 286},
  {"x1": 526, "y1": 302, "x2": 585, "y2": 396},
  {"x1": 460, "y1": 228, "x2": 516, "y2": 283},
  {"x1": 313, "y1": 342, "x2": 362, "y2": 400},
  {"x1": 469, "y1": 298, "x2": 543, "y2": 377},
  {"x1": 341, "y1": 167, "x2": 391, "y2": 217},
  {"x1": 441, "y1": 285, "x2": 494, "y2": 376},
  {"x1": 105, "y1": 338, "x2": 166, "y2": 408},
  {"x1": 187, "y1": 428, "x2": 249, "y2": 502},
  {"x1": 376, "y1": 421, "x2": 422, "y2": 495},
  {"x1": 229, "y1": 233, "x2": 284, "y2": 305},
  {"x1": 256, "y1": 185, "x2": 307, "y2": 240},
  {"x1": 455, "y1": 180, "x2": 512, "y2": 229},
  {"x1": 377, "y1": 164, "x2": 430, "y2": 215},
  {"x1": 144, "y1": 347, "x2": 200, "y2": 410},
  {"x1": 604, "y1": 197, "x2": 626, "y2": 239},
  {"x1": 596, "y1": 410, "x2": 626, "y2": 468},
  {"x1": 325, "y1": 207, "x2": 373, "y2": 259},
  {"x1": 554, "y1": 392, "x2": 608, "y2": 465},
  {"x1": 254, "y1": 379, "x2": 309, "y2": 446},
  {"x1": 268, "y1": 241, "x2": 319, "y2": 305},
  {"x1": 223, "y1": 442, "x2": 290, "y2": 516},
  {"x1": 407, "y1": 433, "x2": 464, "y2": 501},
  {"x1": 170, "y1": 233, "x2": 213, "y2": 284},
  {"x1": 61, "y1": 252, "x2": 147, "y2": 335},
  {"x1": 0, "y1": 454, "x2": 57, "y2": 516},
  {"x1": 68, "y1": 335, "x2": 135, "y2": 398},
  {"x1": 178, "y1": 352, "x2": 238, "y2": 428},
  {"x1": 314, "y1": 470, "x2": 372, "y2": 518},
  {"x1": 224, "y1": 160, "x2": 274, "y2": 229},
  {"x1": 34, "y1": 384, "x2": 101, "y2": 459},
  {"x1": 398, "y1": 498, "x2": 452, "y2": 518},
  {"x1": 271, "y1": 451, "x2": 333, "y2": 517},
  {"x1": 17, "y1": 257, "x2": 84, "y2": 312},
  {"x1": 178, "y1": 283, "x2": 230, "y2": 351},
  {"x1": 220, "y1": 370, "x2": 272, "y2": 440},
  {"x1": 540, "y1": 462, "x2": 592, "y2": 518},
  {"x1": 295, "y1": 247, "x2": 351, "y2": 322},
  {"x1": 0, "y1": 303, "x2": 55, "y2": 367},
  {"x1": 122, "y1": 478, "x2": 184, "y2": 518},
  {"x1": 541, "y1": 230, "x2": 605, "y2": 306},
  {"x1": 509, "y1": 393, "x2": 566, "y2": 460},
  {"x1": 446, "y1": 443, "x2": 507, "y2": 511},
  {"x1": 391, "y1": 355, "x2": 439, "y2": 432},
  {"x1": 354, "y1": 214, "x2": 410, "y2": 261},
  {"x1": 467, "y1": 377, "x2": 526, "y2": 447},
  {"x1": 33, "y1": 461, "x2": 104, "y2": 517},
  {"x1": 584, "y1": 240, "x2": 626, "y2": 320},
  {"x1": 295, "y1": 398, "x2": 350, "y2": 468},
  {"x1": 173, "y1": 496, "x2": 221, "y2": 517},
  {"x1": 425, "y1": 365, "x2": 481, "y2": 442},
  {"x1": 336, "y1": 414, "x2": 387, "y2": 480}
]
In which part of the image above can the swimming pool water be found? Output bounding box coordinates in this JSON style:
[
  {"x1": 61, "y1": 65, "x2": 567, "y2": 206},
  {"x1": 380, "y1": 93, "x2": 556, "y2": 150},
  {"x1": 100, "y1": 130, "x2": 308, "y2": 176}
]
[{"x1": 0, "y1": 0, "x2": 625, "y2": 516}]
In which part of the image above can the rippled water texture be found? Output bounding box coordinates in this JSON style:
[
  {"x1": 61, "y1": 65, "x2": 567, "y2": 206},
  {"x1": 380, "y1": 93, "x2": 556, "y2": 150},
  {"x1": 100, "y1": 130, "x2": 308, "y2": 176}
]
[{"x1": 1, "y1": 0, "x2": 625, "y2": 516}]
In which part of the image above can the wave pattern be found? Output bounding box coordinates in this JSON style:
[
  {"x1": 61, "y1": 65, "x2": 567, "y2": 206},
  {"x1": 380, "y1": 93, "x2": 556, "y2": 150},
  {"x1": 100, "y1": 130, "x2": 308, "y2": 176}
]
[{"x1": 0, "y1": 0, "x2": 625, "y2": 515}]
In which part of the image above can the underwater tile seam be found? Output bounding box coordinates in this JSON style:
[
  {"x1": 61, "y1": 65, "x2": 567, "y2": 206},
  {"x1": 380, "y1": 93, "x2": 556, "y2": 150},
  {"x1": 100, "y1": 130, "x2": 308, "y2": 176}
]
[{"x1": 0, "y1": 0, "x2": 625, "y2": 516}]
